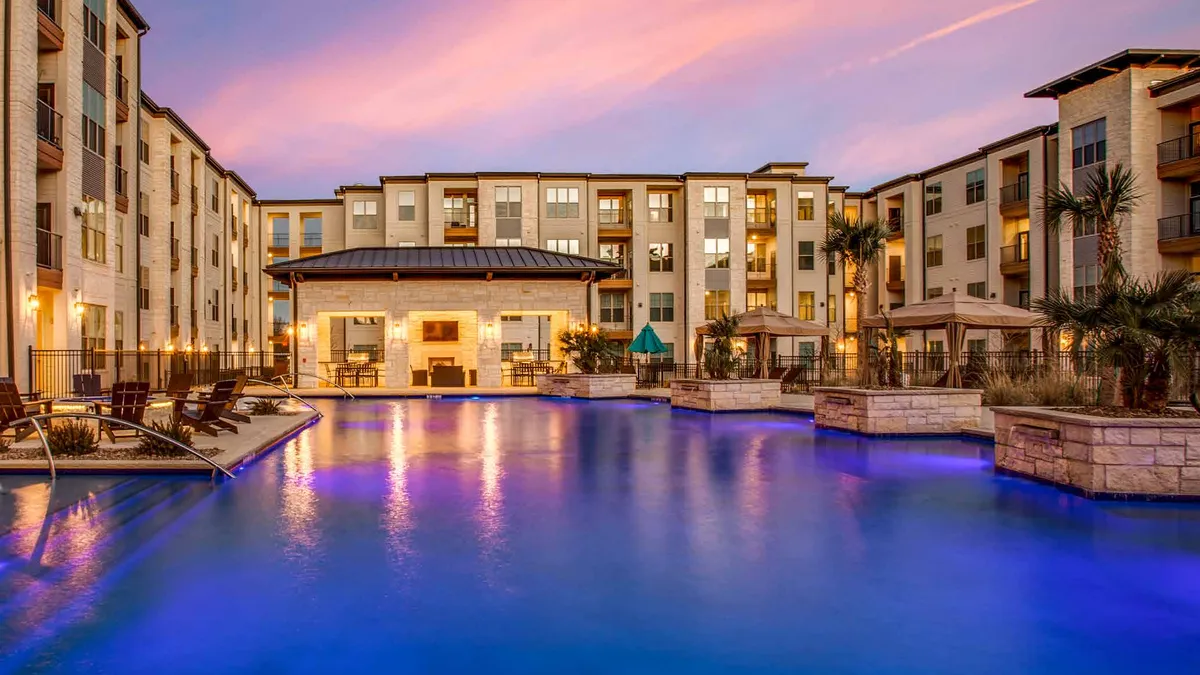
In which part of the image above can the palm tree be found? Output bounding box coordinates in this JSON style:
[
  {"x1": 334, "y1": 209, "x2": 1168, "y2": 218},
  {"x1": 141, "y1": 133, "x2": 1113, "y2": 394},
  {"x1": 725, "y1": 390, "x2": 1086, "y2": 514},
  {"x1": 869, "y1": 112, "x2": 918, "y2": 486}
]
[
  {"x1": 1033, "y1": 270, "x2": 1200, "y2": 412},
  {"x1": 703, "y1": 313, "x2": 741, "y2": 380},
  {"x1": 821, "y1": 211, "x2": 891, "y2": 384},
  {"x1": 1043, "y1": 162, "x2": 1141, "y2": 284}
]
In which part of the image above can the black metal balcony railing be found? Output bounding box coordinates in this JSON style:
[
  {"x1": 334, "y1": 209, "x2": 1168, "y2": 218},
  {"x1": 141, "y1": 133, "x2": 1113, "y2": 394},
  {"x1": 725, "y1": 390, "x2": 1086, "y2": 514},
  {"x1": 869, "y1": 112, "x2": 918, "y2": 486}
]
[
  {"x1": 271, "y1": 232, "x2": 289, "y2": 247},
  {"x1": 36, "y1": 228, "x2": 62, "y2": 270},
  {"x1": 1157, "y1": 131, "x2": 1200, "y2": 166},
  {"x1": 605, "y1": 255, "x2": 633, "y2": 280},
  {"x1": 191, "y1": 185, "x2": 199, "y2": 212},
  {"x1": 170, "y1": 170, "x2": 180, "y2": 194},
  {"x1": 272, "y1": 279, "x2": 289, "y2": 293},
  {"x1": 746, "y1": 259, "x2": 776, "y2": 280},
  {"x1": 1001, "y1": 231, "x2": 1031, "y2": 264},
  {"x1": 115, "y1": 165, "x2": 128, "y2": 197},
  {"x1": 1018, "y1": 290, "x2": 1031, "y2": 310},
  {"x1": 36, "y1": 100, "x2": 62, "y2": 148},
  {"x1": 888, "y1": 264, "x2": 905, "y2": 284},
  {"x1": 37, "y1": 0, "x2": 58, "y2": 24},
  {"x1": 170, "y1": 305, "x2": 179, "y2": 328},
  {"x1": 115, "y1": 71, "x2": 128, "y2": 104},
  {"x1": 887, "y1": 217, "x2": 904, "y2": 235},
  {"x1": 598, "y1": 210, "x2": 631, "y2": 228},
  {"x1": 1159, "y1": 213, "x2": 1199, "y2": 240},
  {"x1": 302, "y1": 232, "x2": 322, "y2": 247},
  {"x1": 746, "y1": 207, "x2": 777, "y2": 228},
  {"x1": 999, "y1": 178, "x2": 1029, "y2": 206},
  {"x1": 271, "y1": 320, "x2": 289, "y2": 337},
  {"x1": 170, "y1": 236, "x2": 180, "y2": 260}
]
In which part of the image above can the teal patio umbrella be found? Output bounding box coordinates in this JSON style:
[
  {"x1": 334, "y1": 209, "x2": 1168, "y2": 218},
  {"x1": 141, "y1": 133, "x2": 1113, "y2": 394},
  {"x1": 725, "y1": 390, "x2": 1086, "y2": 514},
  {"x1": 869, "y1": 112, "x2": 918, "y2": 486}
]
[{"x1": 628, "y1": 323, "x2": 668, "y2": 355}]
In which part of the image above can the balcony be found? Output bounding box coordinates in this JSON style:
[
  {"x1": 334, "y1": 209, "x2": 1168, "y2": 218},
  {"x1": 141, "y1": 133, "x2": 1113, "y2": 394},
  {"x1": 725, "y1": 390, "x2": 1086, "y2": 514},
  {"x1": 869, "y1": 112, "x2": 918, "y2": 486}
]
[
  {"x1": 886, "y1": 264, "x2": 905, "y2": 292},
  {"x1": 231, "y1": 217, "x2": 238, "y2": 241},
  {"x1": 886, "y1": 217, "x2": 905, "y2": 240},
  {"x1": 114, "y1": 165, "x2": 129, "y2": 213},
  {"x1": 597, "y1": 255, "x2": 633, "y2": 290},
  {"x1": 243, "y1": 224, "x2": 249, "y2": 247},
  {"x1": 170, "y1": 305, "x2": 180, "y2": 329},
  {"x1": 37, "y1": 0, "x2": 63, "y2": 51},
  {"x1": 845, "y1": 317, "x2": 859, "y2": 334},
  {"x1": 745, "y1": 207, "x2": 777, "y2": 230},
  {"x1": 170, "y1": 171, "x2": 180, "y2": 204},
  {"x1": 36, "y1": 228, "x2": 62, "y2": 289},
  {"x1": 746, "y1": 259, "x2": 776, "y2": 289},
  {"x1": 270, "y1": 232, "x2": 289, "y2": 249},
  {"x1": 598, "y1": 315, "x2": 634, "y2": 341},
  {"x1": 444, "y1": 218, "x2": 478, "y2": 242},
  {"x1": 36, "y1": 100, "x2": 63, "y2": 171},
  {"x1": 1157, "y1": 131, "x2": 1200, "y2": 180},
  {"x1": 231, "y1": 269, "x2": 239, "y2": 291},
  {"x1": 170, "y1": 238, "x2": 180, "y2": 271},
  {"x1": 191, "y1": 185, "x2": 199, "y2": 215},
  {"x1": 271, "y1": 320, "x2": 290, "y2": 337},
  {"x1": 191, "y1": 247, "x2": 199, "y2": 277},
  {"x1": 301, "y1": 232, "x2": 322, "y2": 252},
  {"x1": 115, "y1": 72, "x2": 129, "y2": 123},
  {"x1": 1017, "y1": 290, "x2": 1031, "y2": 310},
  {"x1": 1000, "y1": 231, "x2": 1031, "y2": 277},
  {"x1": 1158, "y1": 213, "x2": 1200, "y2": 253},
  {"x1": 999, "y1": 175, "x2": 1029, "y2": 217},
  {"x1": 244, "y1": 271, "x2": 249, "y2": 295},
  {"x1": 597, "y1": 214, "x2": 633, "y2": 240}
]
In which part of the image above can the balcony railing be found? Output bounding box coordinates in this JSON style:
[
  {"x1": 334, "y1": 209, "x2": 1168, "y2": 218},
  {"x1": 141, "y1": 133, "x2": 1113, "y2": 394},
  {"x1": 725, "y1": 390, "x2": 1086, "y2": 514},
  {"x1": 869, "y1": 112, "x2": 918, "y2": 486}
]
[
  {"x1": 115, "y1": 71, "x2": 128, "y2": 104},
  {"x1": 746, "y1": 259, "x2": 776, "y2": 280},
  {"x1": 598, "y1": 211, "x2": 631, "y2": 228},
  {"x1": 170, "y1": 238, "x2": 180, "y2": 270},
  {"x1": 231, "y1": 269, "x2": 239, "y2": 291},
  {"x1": 1157, "y1": 131, "x2": 1200, "y2": 166},
  {"x1": 115, "y1": 165, "x2": 128, "y2": 197},
  {"x1": 170, "y1": 305, "x2": 180, "y2": 328},
  {"x1": 37, "y1": 0, "x2": 58, "y2": 24},
  {"x1": 272, "y1": 278, "x2": 289, "y2": 293},
  {"x1": 746, "y1": 207, "x2": 777, "y2": 228},
  {"x1": 1001, "y1": 231, "x2": 1031, "y2": 264},
  {"x1": 271, "y1": 232, "x2": 289, "y2": 247},
  {"x1": 231, "y1": 217, "x2": 238, "y2": 241},
  {"x1": 36, "y1": 100, "x2": 62, "y2": 148},
  {"x1": 887, "y1": 264, "x2": 905, "y2": 284},
  {"x1": 36, "y1": 228, "x2": 62, "y2": 270},
  {"x1": 191, "y1": 185, "x2": 199, "y2": 214},
  {"x1": 302, "y1": 232, "x2": 322, "y2": 247},
  {"x1": 999, "y1": 177, "x2": 1029, "y2": 206},
  {"x1": 1159, "y1": 213, "x2": 1199, "y2": 240},
  {"x1": 887, "y1": 217, "x2": 904, "y2": 236},
  {"x1": 1018, "y1": 290, "x2": 1031, "y2": 310},
  {"x1": 170, "y1": 171, "x2": 180, "y2": 204}
]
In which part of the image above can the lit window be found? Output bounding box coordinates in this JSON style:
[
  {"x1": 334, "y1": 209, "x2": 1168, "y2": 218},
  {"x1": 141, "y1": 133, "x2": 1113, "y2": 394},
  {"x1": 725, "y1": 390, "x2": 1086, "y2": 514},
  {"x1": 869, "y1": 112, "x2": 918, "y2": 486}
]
[
  {"x1": 703, "y1": 186, "x2": 730, "y2": 218},
  {"x1": 704, "y1": 238, "x2": 730, "y2": 269}
]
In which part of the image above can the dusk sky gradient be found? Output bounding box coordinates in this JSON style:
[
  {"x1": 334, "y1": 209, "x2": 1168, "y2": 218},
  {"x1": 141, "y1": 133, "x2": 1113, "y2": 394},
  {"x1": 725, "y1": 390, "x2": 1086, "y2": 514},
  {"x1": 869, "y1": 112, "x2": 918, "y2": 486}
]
[{"x1": 132, "y1": 0, "x2": 1200, "y2": 199}]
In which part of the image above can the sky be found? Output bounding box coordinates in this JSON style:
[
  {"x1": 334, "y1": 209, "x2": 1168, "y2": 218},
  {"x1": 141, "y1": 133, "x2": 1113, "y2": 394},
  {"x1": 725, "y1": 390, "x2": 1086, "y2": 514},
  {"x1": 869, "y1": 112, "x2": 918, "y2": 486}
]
[{"x1": 131, "y1": 0, "x2": 1200, "y2": 199}]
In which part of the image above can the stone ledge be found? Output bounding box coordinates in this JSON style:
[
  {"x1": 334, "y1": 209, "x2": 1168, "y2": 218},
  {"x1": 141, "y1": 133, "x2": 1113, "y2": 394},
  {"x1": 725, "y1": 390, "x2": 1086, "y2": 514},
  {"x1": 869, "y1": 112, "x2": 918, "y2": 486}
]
[
  {"x1": 670, "y1": 379, "x2": 782, "y2": 412},
  {"x1": 536, "y1": 374, "x2": 637, "y2": 399},
  {"x1": 992, "y1": 406, "x2": 1200, "y2": 428},
  {"x1": 814, "y1": 387, "x2": 982, "y2": 436}
]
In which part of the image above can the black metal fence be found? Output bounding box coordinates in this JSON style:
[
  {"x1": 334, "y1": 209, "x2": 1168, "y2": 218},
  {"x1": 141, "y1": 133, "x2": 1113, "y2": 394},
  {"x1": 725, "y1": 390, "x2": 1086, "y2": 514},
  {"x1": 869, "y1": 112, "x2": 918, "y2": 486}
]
[{"x1": 28, "y1": 348, "x2": 291, "y2": 399}]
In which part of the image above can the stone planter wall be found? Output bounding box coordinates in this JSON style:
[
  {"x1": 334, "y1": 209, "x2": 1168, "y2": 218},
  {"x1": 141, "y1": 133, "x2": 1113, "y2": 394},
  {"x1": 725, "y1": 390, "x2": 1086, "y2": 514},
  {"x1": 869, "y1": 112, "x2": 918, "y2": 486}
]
[
  {"x1": 994, "y1": 407, "x2": 1200, "y2": 498},
  {"x1": 814, "y1": 387, "x2": 982, "y2": 435},
  {"x1": 669, "y1": 379, "x2": 782, "y2": 412},
  {"x1": 536, "y1": 374, "x2": 636, "y2": 399}
]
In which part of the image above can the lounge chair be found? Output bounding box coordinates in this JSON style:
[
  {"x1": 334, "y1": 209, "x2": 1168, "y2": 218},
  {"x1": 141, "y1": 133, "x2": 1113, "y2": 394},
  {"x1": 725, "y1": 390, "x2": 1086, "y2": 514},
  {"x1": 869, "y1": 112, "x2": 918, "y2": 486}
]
[
  {"x1": 172, "y1": 379, "x2": 239, "y2": 437},
  {"x1": 162, "y1": 372, "x2": 195, "y2": 399},
  {"x1": 0, "y1": 381, "x2": 52, "y2": 443},
  {"x1": 72, "y1": 373, "x2": 102, "y2": 397},
  {"x1": 98, "y1": 381, "x2": 151, "y2": 443},
  {"x1": 199, "y1": 373, "x2": 250, "y2": 424}
]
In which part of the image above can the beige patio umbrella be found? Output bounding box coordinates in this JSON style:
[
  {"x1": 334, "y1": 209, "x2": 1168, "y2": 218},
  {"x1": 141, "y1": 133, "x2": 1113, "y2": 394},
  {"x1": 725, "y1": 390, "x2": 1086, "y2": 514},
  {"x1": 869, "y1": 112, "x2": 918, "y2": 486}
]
[
  {"x1": 696, "y1": 307, "x2": 830, "y2": 378},
  {"x1": 860, "y1": 292, "x2": 1043, "y2": 387}
]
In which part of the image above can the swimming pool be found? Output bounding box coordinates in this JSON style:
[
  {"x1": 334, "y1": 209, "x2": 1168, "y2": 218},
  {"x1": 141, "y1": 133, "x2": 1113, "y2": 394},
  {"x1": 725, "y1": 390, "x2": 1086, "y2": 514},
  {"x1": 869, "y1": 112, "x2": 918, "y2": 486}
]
[{"x1": 1, "y1": 397, "x2": 1198, "y2": 674}]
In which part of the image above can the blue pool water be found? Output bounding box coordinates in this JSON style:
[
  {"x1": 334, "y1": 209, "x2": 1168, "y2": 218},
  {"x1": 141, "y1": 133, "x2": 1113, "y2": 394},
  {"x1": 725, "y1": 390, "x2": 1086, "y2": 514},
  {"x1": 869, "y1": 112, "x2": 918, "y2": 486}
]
[{"x1": 1, "y1": 398, "x2": 1198, "y2": 674}]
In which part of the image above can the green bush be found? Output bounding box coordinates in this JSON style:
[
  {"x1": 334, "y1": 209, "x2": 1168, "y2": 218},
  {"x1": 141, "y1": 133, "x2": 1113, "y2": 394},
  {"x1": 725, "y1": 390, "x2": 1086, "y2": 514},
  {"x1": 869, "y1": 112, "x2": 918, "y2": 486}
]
[
  {"x1": 47, "y1": 420, "x2": 100, "y2": 456},
  {"x1": 248, "y1": 398, "x2": 283, "y2": 416},
  {"x1": 136, "y1": 419, "x2": 195, "y2": 458},
  {"x1": 703, "y1": 314, "x2": 741, "y2": 380},
  {"x1": 982, "y1": 370, "x2": 1090, "y2": 407},
  {"x1": 557, "y1": 327, "x2": 621, "y2": 374}
]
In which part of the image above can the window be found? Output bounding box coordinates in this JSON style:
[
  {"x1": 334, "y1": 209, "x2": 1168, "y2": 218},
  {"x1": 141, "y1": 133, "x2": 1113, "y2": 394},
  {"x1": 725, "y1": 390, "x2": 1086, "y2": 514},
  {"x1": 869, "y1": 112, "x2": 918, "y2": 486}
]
[
  {"x1": 965, "y1": 169, "x2": 985, "y2": 205},
  {"x1": 649, "y1": 343, "x2": 675, "y2": 364},
  {"x1": 352, "y1": 317, "x2": 380, "y2": 326},
  {"x1": 496, "y1": 238, "x2": 521, "y2": 247},
  {"x1": 649, "y1": 293, "x2": 674, "y2": 322},
  {"x1": 80, "y1": 304, "x2": 106, "y2": 351},
  {"x1": 501, "y1": 315, "x2": 523, "y2": 322},
  {"x1": 965, "y1": 225, "x2": 986, "y2": 261},
  {"x1": 353, "y1": 200, "x2": 379, "y2": 229},
  {"x1": 599, "y1": 196, "x2": 626, "y2": 224},
  {"x1": 270, "y1": 216, "x2": 289, "y2": 247},
  {"x1": 746, "y1": 192, "x2": 773, "y2": 225},
  {"x1": 1074, "y1": 263, "x2": 1098, "y2": 299},
  {"x1": 302, "y1": 215, "x2": 322, "y2": 247},
  {"x1": 968, "y1": 338, "x2": 987, "y2": 353},
  {"x1": 925, "y1": 182, "x2": 942, "y2": 215},
  {"x1": 704, "y1": 238, "x2": 730, "y2": 269},
  {"x1": 703, "y1": 187, "x2": 730, "y2": 218},
  {"x1": 81, "y1": 197, "x2": 106, "y2": 263},
  {"x1": 138, "y1": 266, "x2": 149, "y2": 309},
  {"x1": 649, "y1": 243, "x2": 673, "y2": 272},
  {"x1": 799, "y1": 342, "x2": 816, "y2": 358},
  {"x1": 927, "y1": 340, "x2": 945, "y2": 353},
  {"x1": 397, "y1": 190, "x2": 416, "y2": 220},
  {"x1": 796, "y1": 191, "x2": 815, "y2": 220},
  {"x1": 495, "y1": 186, "x2": 521, "y2": 218},
  {"x1": 797, "y1": 292, "x2": 815, "y2": 320},
  {"x1": 211, "y1": 234, "x2": 220, "y2": 267},
  {"x1": 211, "y1": 290, "x2": 220, "y2": 321},
  {"x1": 210, "y1": 178, "x2": 219, "y2": 211},
  {"x1": 747, "y1": 291, "x2": 771, "y2": 310},
  {"x1": 599, "y1": 243, "x2": 625, "y2": 265},
  {"x1": 927, "y1": 287, "x2": 944, "y2": 300},
  {"x1": 82, "y1": 83, "x2": 106, "y2": 156},
  {"x1": 828, "y1": 295, "x2": 836, "y2": 324},
  {"x1": 600, "y1": 293, "x2": 626, "y2": 324},
  {"x1": 83, "y1": 0, "x2": 106, "y2": 51},
  {"x1": 925, "y1": 234, "x2": 943, "y2": 267},
  {"x1": 545, "y1": 239, "x2": 579, "y2": 255},
  {"x1": 545, "y1": 187, "x2": 579, "y2": 218},
  {"x1": 648, "y1": 192, "x2": 673, "y2": 222},
  {"x1": 704, "y1": 290, "x2": 730, "y2": 320},
  {"x1": 1073, "y1": 217, "x2": 1097, "y2": 238},
  {"x1": 797, "y1": 241, "x2": 815, "y2": 270},
  {"x1": 114, "y1": 216, "x2": 123, "y2": 273},
  {"x1": 114, "y1": 311, "x2": 124, "y2": 351},
  {"x1": 967, "y1": 281, "x2": 986, "y2": 299},
  {"x1": 1072, "y1": 118, "x2": 1107, "y2": 169}
]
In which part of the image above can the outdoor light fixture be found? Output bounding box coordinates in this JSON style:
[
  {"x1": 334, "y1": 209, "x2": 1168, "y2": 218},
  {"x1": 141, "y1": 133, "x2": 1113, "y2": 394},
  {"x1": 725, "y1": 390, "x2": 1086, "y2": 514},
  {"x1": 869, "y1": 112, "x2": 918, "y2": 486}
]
[
  {"x1": 138, "y1": 342, "x2": 147, "y2": 352},
  {"x1": 286, "y1": 325, "x2": 295, "y2": 336},
  {"x1": 74, "y1": 302, "x2": 85, "y2": 317},
  {"x1": 483, "y1": 322, "x2": 496, "y2": 342},
  {"x1": 392, "y1": 320, "x2": 407, "y2": 342},
  {"x1": 185, "y1": 344, "x2": 194, "y2": 353},
  {"x1": 299, "y1": 322, "x2": 309, "y2": 341},
  {"x1": 27, "y1": 294, "x2": 39, "y2": 311},
  {"x1": 164, "y1": 343, "x2": 175, "y2": 353},
  {"x1": 201, "y1": 344, "x2": 210, "y2": 353}
]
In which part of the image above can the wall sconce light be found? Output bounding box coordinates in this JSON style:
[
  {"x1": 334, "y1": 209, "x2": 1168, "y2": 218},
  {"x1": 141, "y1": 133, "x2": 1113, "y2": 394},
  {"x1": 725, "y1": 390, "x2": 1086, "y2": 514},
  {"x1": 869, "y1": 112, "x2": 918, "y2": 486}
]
[
  {"x1": 392, "y1": 320, "x2": 407, "y2": 342},
  {"x1": 299, "y1": 322, "x2": 309, "y2": 341},
  {"x1": 74, "y1": 302, "x2": 85, "y2": 317},
  {"x1": 286, "y1": 325, "x2": 295, "y2": 336},
  {"x1": 138, "y1": 342, "x2": 147, "y2": 352},
  {"x1": 185, "y1": 344, "x2": 194, "y2": 354},
  {"x1": 248, "y1": 344, "x2": 256, "y2": 353},
  {"x1": 482, "y1": 322, "x2": 496, "y2": 342},
  {"x1": 201, "y1": 344, "x2": 210, "y2": 353},
  {"x1": 27, "y1": 294, "x2": 39, "y2": 311},
  {"x1": 164, "y1": 343, "x2": 175, "y2": 353}
]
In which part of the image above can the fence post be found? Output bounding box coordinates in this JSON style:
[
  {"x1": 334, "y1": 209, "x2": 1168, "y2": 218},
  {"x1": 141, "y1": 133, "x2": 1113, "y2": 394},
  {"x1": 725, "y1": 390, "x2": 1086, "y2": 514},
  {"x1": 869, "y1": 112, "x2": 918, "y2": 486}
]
[{"x1": 27, "y1": 345, "x2": 34, "y2": 395}]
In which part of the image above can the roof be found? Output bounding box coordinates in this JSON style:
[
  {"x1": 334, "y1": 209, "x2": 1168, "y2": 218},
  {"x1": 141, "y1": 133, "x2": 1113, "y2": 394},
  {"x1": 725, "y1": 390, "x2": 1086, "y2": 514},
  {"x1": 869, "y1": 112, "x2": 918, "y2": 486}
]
[
  {"x1": 752, "y1": 162, "x2": 809, "y2": 173},
  {"x1": 979, "y1": 124, "x2": 1058, "y2": 153},
  {"x1": 1149, "y1": 68, "x2": 1200, "y2": 97},
  {"x1": 263, "y1": 246, "x2": 623, "y2": 283},
  {"x1": 1025, "y1": 49, "x2": 1200, "y2": 99},
  {"x1": 117, "y1": 0, "x2": 150, "y2": 32}
]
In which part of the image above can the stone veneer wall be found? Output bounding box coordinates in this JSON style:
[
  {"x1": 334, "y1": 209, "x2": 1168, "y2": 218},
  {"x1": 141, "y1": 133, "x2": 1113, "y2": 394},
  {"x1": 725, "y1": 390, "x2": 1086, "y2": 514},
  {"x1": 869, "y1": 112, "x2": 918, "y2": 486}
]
[
  {"x1": 814, "y1": 387, "x2": 982, "y2": 435},
  {"x1": 536, "y1": 374, "x2": 636, "y2": 399},
  {"x1": 994, "y1": 408, "x2": 1200, "y2": 498},
  {"x1": 669, "y1": 379, "x2": 781, "y2": 412}
]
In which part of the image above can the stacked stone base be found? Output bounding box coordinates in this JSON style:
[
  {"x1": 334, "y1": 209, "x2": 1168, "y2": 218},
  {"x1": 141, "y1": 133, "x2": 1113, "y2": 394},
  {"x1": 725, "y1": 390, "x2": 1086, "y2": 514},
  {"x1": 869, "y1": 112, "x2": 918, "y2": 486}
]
[
  {"x1": 669, "y1": 379, "x2": 781, "y2": 412},
  {"x1": 814, "y1": 387, "x2": 982, "y2": 435},
  {"x1": 536, "y1": 374, "x2": 636, "y2": 399},
  {"x1": 994, "y1": 408, "x2": 1200, "y2": 498}
]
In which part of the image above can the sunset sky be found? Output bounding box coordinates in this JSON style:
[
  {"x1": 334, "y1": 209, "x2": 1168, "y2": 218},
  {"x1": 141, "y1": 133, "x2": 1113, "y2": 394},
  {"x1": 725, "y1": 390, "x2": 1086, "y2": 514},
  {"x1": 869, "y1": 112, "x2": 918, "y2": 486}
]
[{"x1": 132, "y1": 0, "x2": 1199, "y2": 199}]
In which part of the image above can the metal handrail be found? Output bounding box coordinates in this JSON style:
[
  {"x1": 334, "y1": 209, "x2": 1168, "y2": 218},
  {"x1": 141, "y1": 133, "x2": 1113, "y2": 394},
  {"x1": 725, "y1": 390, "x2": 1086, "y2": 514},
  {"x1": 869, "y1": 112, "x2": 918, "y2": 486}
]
[
  {"x1": 271, "y1": 372, "x2": 355, "y2": 399},
  {"x1": 245, "y1": 379, "x2": 324, "y2": 416},
  {"x1": 10, "y1": 412, "x2": 235, "y2": 480}
]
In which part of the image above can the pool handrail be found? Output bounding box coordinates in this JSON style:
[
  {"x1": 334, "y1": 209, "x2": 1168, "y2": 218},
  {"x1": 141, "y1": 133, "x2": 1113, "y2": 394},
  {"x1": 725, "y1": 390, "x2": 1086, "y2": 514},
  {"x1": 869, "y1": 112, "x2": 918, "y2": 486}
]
[
  {"x1": 245, "y1": 379, "x2": 323, "y2": 417},
  {"x1": 271, "y1": 372, "x2": 355, "y2": 399},
  {"x1": 11, "y1": 412, "x2": 236, "y2": 480}
]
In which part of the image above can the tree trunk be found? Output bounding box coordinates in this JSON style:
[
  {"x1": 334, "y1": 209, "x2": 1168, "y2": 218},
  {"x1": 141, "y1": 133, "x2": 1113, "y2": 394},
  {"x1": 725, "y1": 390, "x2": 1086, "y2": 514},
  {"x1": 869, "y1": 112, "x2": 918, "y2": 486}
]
[
  {"x1": 1143, "y1": 357, "x2": 1172, "y2": 413},
  {"x1": 1096, "y1": 221, "x2": 1124, "y2": 284},
  {"x1": 854, "y1": 268, "x2": 870, "y2": 386}
]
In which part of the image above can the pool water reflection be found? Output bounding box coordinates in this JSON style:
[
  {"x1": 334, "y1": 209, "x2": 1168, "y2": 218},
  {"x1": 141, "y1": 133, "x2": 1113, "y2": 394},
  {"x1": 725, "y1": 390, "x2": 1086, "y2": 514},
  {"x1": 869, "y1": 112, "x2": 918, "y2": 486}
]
[{"x1": 1, "y1": 398, "x2": 1198, "y2": 674}]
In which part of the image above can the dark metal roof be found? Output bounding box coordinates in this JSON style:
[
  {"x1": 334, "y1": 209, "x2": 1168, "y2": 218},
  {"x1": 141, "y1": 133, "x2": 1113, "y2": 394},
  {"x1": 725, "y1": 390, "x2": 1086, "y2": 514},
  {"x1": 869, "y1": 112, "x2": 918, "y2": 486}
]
[
  {"x1": 1025, "y1": 49, "x2": 1200, "y2": 99},
  {"x1": 1149, "y1": 68, "x2": 1200, "y2": 97},
  {"x1": 264, "y1": 246, "x2": 622, "y2": 283}
]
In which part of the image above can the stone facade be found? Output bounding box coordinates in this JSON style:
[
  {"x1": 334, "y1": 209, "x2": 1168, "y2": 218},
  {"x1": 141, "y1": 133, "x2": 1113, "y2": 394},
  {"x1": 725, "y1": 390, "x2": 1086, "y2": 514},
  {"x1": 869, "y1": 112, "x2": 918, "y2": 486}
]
[
  {"x1": 993, "y1": 408, "x2": 1200, "y2": 498},
  {"x1": 669, "y1": 379, "x2": 782, "y2": 412},
  {"x1": 536, "y1": 374, "x2": 636, "y2": 399},
  {"x1": 814, "y1": 387, "x2": 982, "y2": 435}
]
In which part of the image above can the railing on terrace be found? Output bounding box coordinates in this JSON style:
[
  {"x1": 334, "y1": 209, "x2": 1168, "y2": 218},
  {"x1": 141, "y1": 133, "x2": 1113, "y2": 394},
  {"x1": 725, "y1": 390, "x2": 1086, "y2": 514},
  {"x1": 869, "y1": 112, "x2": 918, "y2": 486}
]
[
  {"x1": 37, "y1": 0, "x2": 58, "y2": 24},
  {"x1": 1158, "y1": 213, "x2": 1198, "y2": 240},
  {"x1": 502, "y1": 349, "x2": 552, "y2": 362},
  {"x1": 28, "y1": 349, "x2": 292, "y2": 400},
  {"x1": 302, "y1": 232, "x2": 322, "y2": 247},
  {"x1": 271, "y1": 232, "x2": 289, "y2": 247},
  {"x1": 115, "y1": 71, "x2": 128, "y2": 104},
  {"x1": 36, "y1": 228, "x2": 62, "y2": 270},
  {"x1": 1001, "y1": 231, "x2": 1031, "y2": 263},
  {"x1": 1157, "y1": 130, "x2": 1200, "y2": 165},
  {"x1": 999, "y1": 176, "x2": 1029, "y2": 205},
  {"x1": 747, "y1": 259, "x2": 775, "y2": 280},
  {"x1": 115, "y1": 165, "x2": 128, "y2": 197},
  {"x1": 328, "y1": 349, "x2": 383, "y2": 363},
  {"x1": 36, "y1": 100, "x2": 62, "y2": 148}
]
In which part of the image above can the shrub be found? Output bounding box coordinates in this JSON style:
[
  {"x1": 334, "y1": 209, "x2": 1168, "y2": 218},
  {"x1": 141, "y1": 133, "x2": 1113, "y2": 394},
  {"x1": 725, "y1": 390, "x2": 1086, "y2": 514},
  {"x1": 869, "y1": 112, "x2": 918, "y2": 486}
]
[
  {"x1": 0, "y1": 437, "x2": 11, "y2": 454},
  {"x1": 47, "y1": 420, "x2": 100, "y2": 456},
  {"x1": 248, "y1": 398, "x2": 283, "y2": 416},
  {"x1": 981, "y1": 370, "x2": 1031, "y2": 406},
  {"x1": 136, "y1": 419, "x2": 195, "y2": 458},
  {"x1": 557, "y1": 327, "x2": 622, "y2": 374},
  {"x1": 982, "y1": 370, "x2": 1091, "y2": 407}
]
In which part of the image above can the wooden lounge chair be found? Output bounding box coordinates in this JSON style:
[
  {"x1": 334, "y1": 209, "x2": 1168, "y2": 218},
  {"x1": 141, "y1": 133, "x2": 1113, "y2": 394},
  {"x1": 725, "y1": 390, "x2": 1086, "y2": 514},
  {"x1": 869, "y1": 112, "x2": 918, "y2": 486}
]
[
  {"x1": 72, "y1": 373, "x2": 102, "y2": 397},
  {"x1": 173, "y1": 379, "x2": 239, "y2": 437},
  {"x1": 779, "y1": 367, "x2": 803, "y2": 393},
  {"x1": 0, "y1": 381, "x2": 52, "y2": 443},
  {"x1": 162, "y1": 372, "x2": 194, "y2": 399},
  {"x1": 98, "y1": 381, "x2": 150, "y2": 443},
  {"x1": 198, "y1": 373, "x2": 250, "y2": 424}
]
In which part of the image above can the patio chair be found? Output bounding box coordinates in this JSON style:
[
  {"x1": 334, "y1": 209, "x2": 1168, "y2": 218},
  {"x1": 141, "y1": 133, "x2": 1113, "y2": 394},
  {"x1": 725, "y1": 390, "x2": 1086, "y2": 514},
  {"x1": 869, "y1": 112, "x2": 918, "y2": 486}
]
[
  {"x1": 98, "y1": 381, "x2": 151, "y2": 443},
  {"x1": 163, "y1": 372, "x2": 195, "y2": 399},
  {"x1": 198, "y1": 373, "x2": 250, "y2": 424},
  {"x1": 72, "y1": 373, "x2": 102, "y2": 397},
  {"x1": 780, "y1": 367, "x2": 803, "y2": 392},
  {"x1": 0, "y1": 381, "x2": 51, "y2": 443},
  {"x1": 173, "y1": 379, "x2": 239, "y2": 437}
]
